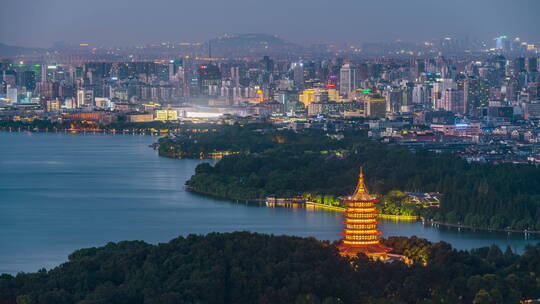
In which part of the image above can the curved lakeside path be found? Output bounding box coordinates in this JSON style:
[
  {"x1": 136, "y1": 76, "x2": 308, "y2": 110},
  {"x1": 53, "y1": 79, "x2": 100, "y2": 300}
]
[{"x1": 1, "y1": 132, "x2": 538, "y2": 275}]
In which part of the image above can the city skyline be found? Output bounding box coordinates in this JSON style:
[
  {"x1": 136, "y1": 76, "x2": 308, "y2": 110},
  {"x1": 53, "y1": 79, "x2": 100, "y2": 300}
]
[{"x1": 1, "y1": 0, "x2": 540, "y2": 48}]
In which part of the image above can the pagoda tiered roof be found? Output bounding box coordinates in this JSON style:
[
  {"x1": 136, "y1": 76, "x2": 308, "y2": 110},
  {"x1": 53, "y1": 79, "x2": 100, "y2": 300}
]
[{"x1": 337, "y1": 167, "x2": 392, "y2": 259}]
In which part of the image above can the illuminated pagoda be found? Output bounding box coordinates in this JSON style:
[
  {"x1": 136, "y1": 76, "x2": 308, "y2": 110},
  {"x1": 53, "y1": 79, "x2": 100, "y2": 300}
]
[{"x1": 337, "y1": 168, "x2": 392, "y2": 259}]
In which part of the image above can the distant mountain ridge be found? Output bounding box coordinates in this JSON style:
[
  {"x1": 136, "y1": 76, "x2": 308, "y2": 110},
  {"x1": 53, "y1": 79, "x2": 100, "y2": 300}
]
[
  {"x1": 206, "y1": 33, "x2": 299, "y2": 56},
  {"x1": 0, "y1": 34, "x2": 299, "y2": 59},
  {"x1": 0, "y1": 43, "x2": 41, "y2": 57}
]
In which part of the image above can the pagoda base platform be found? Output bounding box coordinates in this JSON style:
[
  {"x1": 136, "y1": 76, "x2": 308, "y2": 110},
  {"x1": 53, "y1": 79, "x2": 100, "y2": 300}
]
[{"x1": 337, "y1": 242, "x2": 392, "y2": 260}]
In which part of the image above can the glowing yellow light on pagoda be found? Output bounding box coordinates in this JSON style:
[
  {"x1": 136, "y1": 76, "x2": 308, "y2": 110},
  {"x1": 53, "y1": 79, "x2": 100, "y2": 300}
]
[{"x1": 337, "y1": 167, "x2": 392, "y2": 260}]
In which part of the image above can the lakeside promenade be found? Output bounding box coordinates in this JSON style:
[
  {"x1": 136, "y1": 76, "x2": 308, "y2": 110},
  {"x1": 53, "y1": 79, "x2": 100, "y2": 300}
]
[{"x1": 305, "y1": 201, "x2": 419, "y2": 220}]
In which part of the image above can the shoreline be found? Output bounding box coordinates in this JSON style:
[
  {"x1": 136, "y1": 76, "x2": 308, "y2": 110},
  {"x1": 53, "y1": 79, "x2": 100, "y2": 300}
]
[
  {"x1": 187, "y1": 188, "x2": 421, "y2": 220},
  {"x1": 424, "y1": 219, "x2": 540, "y2": 235},
  {"x1": 185, "y1": 186, "x2": 265, "y2": 204},
  {"x1": 1, "y1": 127, "x2": 173, "y2": 135},
  {"x1": 187, "y1": 187, "x2": 539, "y2": 235}
]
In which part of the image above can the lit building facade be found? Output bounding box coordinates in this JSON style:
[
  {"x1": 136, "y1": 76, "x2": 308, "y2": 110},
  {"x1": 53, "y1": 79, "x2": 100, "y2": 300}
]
[
  {"x1": 154, "y1": 109, "x2": 178, "y2": 121},
  {"x1": 337, "y1": 168, "x2": 392, "y2": 259},
  {"x1": 340, "y1": 64, "x2": 356, "y2": 96}
]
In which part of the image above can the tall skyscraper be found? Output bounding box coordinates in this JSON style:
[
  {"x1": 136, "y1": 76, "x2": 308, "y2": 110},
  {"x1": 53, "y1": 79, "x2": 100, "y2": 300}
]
[
  {"x1": 198, "y1": 64, "x2": 221, "y2": 96},
  {"x1": 339, "y1": 64, "x2": 356, "y2": 96},
  {"x1": 464, "y1": 78, "x2": 479, "y2": 114},
  {"x1": 292, "y1": 62, "x2": 304, "y2": 87},
  {"x1": 230, "y1": 67, "x2": 240, "y2": 88}
]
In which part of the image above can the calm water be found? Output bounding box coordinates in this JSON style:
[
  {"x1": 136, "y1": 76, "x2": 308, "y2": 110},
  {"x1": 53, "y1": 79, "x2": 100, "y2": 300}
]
[{"x1": 0, "y1": 132, "x2": 538, "y2": 274}]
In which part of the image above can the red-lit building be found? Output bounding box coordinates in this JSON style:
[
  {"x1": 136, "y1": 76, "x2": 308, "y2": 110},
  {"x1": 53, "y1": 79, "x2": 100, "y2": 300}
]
[{"x1": 62, "y1": 112, "x2": 116, "y2": 124}]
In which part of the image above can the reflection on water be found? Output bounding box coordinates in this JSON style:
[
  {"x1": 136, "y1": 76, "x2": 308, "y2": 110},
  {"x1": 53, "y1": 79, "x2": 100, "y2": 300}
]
[{"x1": 0, "y1": 132, "x2": 538, "y2": 275}]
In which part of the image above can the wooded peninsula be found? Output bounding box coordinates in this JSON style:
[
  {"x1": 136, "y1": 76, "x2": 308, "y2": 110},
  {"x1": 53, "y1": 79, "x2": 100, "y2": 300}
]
[{"x1": 158, "y1": 123, "x2": 540, "y2": 232}]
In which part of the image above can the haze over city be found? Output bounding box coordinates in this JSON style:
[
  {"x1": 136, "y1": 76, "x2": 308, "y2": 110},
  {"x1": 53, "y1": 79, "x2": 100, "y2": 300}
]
[{"x1": 1, "y1": 0, "x2": 540, "y2": 47}]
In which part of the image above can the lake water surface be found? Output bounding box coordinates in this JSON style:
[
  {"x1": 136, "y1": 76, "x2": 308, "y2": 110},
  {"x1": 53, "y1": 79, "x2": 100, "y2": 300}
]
[{"x1": 0, "y1": 132, "x2": 538, "y2": 274}]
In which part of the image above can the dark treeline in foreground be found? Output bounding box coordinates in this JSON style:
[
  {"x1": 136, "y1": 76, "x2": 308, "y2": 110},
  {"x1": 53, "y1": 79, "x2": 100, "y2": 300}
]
[
  {"x1": 170, "y1": 124, "x2": 540, "y2": 231},
  {"x1": 1, "y1": 232, "x2": 539, "y2": 304}
]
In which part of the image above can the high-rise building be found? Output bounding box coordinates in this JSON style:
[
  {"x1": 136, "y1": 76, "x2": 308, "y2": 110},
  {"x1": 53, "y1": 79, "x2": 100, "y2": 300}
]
[
  {"x1": 412, "y1": 84, "x2": 429, "y2": 105},
  {"x1": 366, "y1": 96, "x2": 386, "y2": 118},
  {"x1": 6, "y1": 85, "x2": 17, "y2": 104},
  {"x1": 260, "y1": 56, "x2": 274, "y2": 86},
  {"x1": 441, "y1": 89, "x2": 465, "y2": 114},
  {"x1": 464, "y1": 78, "x2": 479, "y2": 114},
  {"x1": 230, "y1": 67, "x2": 240, "y2": 88},
  {"x1": 385, "y1": 89, "x2": 402, "y2": 113},
  {"x1": 495, "y1": 36, "x2": 510, "y2": 51},
  {"x1": 339, "y1": 64, "x2": 356, "y2": 96},
  {"x1": 36, "y1": 81, "x2": 57, "y2": 99},
  {"x1": 292, "y1": 62, "x2": 304, "y2": 87},
  {"x1": 432, "y1": 79, "x2": 456, "y2": 109},
  {"x1": 168, "y1": 59, "x2": 183, "y2": 80},
  {"x1": 513, "y1": 57, "x2": 526, "y2": 73},
  {"x1": 504, "y1": 77, "x2": 520, "y2": 102},
  {"x1": 526, "y1": 57, "x2": 538, "y2": 73},
  {"x1": 21, "y1": 71, "x2": 36, "y2": 91},
  {"x1": 413, "y1": 59, "x2": 425, "y2": 77},
  {"x1": 76, "y1": 89, "x2": 94, "y2": 107},
  {"x1": 198, "y1": 64, "x2": 221, "y2": 96},
  {"x1": 155, "y1": 62, "x2": 170, "y2": 82}
]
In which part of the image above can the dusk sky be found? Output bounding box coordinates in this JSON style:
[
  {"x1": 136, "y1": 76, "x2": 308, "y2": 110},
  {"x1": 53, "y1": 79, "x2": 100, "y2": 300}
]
[{"x1": 1, "y1": 0, "x2": 539, "y2": 47}]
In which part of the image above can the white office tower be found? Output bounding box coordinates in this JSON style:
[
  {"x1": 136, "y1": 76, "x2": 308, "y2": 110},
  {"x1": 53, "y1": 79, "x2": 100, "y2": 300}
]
[
  {"x1": 76, "y1": 89, "x2": 85, "y2": 108},
  {"x1": 76, "y1": 89, "x2": 94, "y2": 107},
  {"x1": 7, "y1": 85, "x2": 18, "y2": 104},
  {"x1": 432, "y1": 79, "x2": 456, "y2": 109},
  {"x1": 339, "y1": 64, "x2": 356, "y2": 96}
]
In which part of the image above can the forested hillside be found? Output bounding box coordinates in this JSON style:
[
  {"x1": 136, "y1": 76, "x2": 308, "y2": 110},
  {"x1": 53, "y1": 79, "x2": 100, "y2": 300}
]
[{"x1": 1, "y1": 232, "x2": 539, "y2": 303}]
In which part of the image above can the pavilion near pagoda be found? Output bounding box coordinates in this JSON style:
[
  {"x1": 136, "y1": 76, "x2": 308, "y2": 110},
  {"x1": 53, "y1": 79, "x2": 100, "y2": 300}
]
[{"x1": 337, "y1": 168, "x2": 392, "y2": 260}]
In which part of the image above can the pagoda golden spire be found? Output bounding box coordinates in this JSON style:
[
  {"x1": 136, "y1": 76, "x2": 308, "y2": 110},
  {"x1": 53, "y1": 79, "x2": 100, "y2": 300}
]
[{"x1": 351, "y1": 167, "x2": 373, "y2": 201}]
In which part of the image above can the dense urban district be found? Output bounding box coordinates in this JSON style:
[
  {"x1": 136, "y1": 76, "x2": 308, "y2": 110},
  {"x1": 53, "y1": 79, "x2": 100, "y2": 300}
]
[
  {"x1": 1, "y1": 232, "x2": 540, "y2": 304},
  {"x1": 1, "y1": 34, "x2": 540, "y2": 166}
]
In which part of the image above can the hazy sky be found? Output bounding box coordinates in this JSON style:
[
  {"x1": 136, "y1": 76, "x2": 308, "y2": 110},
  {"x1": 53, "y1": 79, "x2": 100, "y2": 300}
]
[{"x1": 1, "y1": 0, "x2": 539, "y2": 47}]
